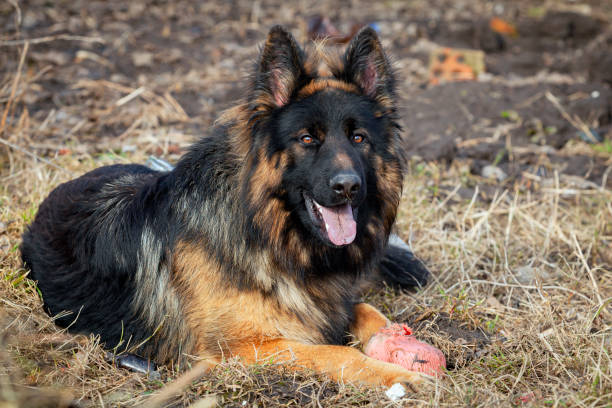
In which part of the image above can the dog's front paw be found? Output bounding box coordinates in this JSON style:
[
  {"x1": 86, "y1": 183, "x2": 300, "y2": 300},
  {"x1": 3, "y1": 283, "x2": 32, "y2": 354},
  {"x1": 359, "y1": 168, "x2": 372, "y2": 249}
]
[{"x1": 390, "y1": 370, "x2": 436, "y2": 394}]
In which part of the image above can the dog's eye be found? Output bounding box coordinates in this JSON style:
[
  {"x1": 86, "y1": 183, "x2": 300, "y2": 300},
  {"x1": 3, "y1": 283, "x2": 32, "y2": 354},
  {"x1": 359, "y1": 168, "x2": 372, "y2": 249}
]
[
  {"x1": 352, "y1": 132, "x2": 366, "y2": 144},
  {"x1": 300, "y1": 134, "x2": 315, "y2": 145}
]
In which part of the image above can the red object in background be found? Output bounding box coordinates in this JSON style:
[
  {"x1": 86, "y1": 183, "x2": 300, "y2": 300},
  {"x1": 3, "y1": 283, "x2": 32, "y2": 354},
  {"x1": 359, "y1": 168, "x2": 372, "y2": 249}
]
[
  {"x1": 516, "y1": 392, "x2": 536, "y2": 404},
  {"x1": 489, "y1": 17, "x2": 518, "y2": 36},
  {"x1": 364, "y1": 323, "x2": 446, "y2": 377}
]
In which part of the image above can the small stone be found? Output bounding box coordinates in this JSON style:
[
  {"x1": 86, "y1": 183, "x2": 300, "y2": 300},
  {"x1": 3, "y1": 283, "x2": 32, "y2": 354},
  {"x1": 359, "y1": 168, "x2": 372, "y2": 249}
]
[
  {"x1": 385, "y1": 383, "x2": 406, "y2": 401},
  {"x1": 31, "y1": 51, "x2": 70, "y2": 65},
  {"x1": 22, "y1": 12, "x2": 39, "y2": 29},
  {"x1": 481, "y1": 165, "x2": 507, "y2": 181},
  {"x1": 514, "y1": 266, "x2": 551, "y2": 285},
  {"x1": 514, "y1": 266, "x2": 554, "y2": 285},
  {"x1": 0, "y1": 236, "x2": 10, "y2": 252},
  {"x1": 188, "y1": 396, "x2": 218, "y2": 408},
  {"x1": 514, "y1": 266, "x2": 535, "y2": 285},
  {"x1": 103, "y1": 390, "x2": 132, "y2": 405},
  {"x1": 132, "y1": 52, "x2": 154, "y2": 67},
  {"x1": 486, "y1": 296, "x2": 504, "y2": 310}
]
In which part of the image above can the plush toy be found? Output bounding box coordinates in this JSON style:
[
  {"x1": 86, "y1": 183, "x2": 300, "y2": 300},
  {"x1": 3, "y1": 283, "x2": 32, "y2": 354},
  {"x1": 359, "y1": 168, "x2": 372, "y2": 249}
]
[{"x1": 364, "y1": 324, "x2": 446, "y2": 377}]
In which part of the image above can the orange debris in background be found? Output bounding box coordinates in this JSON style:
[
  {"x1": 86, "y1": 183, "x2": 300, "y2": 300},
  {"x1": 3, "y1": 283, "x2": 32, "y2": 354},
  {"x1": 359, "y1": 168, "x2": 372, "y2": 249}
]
[
  {"x1": 429, "y1": 48, "x2": 477, "y2": 85},
  {"x1": 489, "y1": 17, "x2": 517, "y2": 36}
]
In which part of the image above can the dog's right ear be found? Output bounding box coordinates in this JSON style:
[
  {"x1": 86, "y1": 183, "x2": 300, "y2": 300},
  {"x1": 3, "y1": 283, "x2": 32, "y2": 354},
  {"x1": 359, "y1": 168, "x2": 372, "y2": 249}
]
[
  {"x1": 343, "y1": 27, "x2": 395, "y2": 108},
  {"x1": 252, "y1": 26, "x2": 305, "y2": 109}
]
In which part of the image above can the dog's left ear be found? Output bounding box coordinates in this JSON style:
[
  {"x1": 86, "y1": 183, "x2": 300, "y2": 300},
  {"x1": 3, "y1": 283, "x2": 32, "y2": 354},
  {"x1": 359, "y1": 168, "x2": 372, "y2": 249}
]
[
  {"x1": 253, "y1": 26, "x2": 305, "y2": 108},
  {"x1": 343, "y1": 27, "x2": 395, "y2": 105}
]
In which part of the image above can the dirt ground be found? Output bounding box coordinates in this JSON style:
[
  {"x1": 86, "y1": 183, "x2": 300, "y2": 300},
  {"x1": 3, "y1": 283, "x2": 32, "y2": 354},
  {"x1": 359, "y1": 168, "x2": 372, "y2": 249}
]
[{"x1": 1, "y1": 0, "x2": 611, "y2": 407}]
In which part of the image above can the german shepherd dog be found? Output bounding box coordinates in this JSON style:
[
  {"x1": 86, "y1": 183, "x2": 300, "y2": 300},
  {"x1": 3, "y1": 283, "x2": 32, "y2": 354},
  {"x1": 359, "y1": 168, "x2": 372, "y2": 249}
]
[{"x1": 21, "y1": 26, "x2": 429, "y2": 387}]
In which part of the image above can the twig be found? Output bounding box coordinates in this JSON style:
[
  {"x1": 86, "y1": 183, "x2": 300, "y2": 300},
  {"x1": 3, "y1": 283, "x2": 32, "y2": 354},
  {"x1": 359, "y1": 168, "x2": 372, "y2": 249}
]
[
  {"x1": 0, "y1": 34, "x2": 105, "y2": 47},
  {"x1": 601, "y1": 166, "x2": 611, "y2": 190},
  {"x1": 0, "y1": 138, "x2": 73, "y2": 175},
  {"x1": 0, "y1": 66, "x2": 53, "y2": 104},
  {"x1": 538, "y1": 331, "x2": 577, "y2": 381},
  {"x1": 7, "y1": 0, "x2": 21, "y2": 28},
  {"x1": 516, "y1": 91, "x2": 543, "y2": 109},
  {"x1": 140, "y1": 359, "x2": 215, "y2": 408},
  {"x1": 0, "y1": 42, "x2": 28, "y2": 136},
  {"x1": 545, "y1": 91, "x2": 597, "y2": 143},
  {"x1": 542, "y1": 171, "x2": 560, "y2": 255},
  {"x1": 164, "y1": 91, "x2": 189, "y2": 119},
  {"x1": 571, "y1": 233, "x2": 603, "y2": 306},
  {"x1": 468, "y1": 279, "x2": 594, "y2": 304},
  {"x1": 115, "y1": 87, "x2": 146, "y2": 106},
  {"x1": 435, "y1": 183, "x2": 461, "y2": 211}
]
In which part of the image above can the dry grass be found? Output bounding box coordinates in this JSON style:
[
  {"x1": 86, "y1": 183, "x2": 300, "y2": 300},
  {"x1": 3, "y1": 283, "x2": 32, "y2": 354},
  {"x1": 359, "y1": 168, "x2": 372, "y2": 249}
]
[
  {"x1": 1, "y1": 135, "x2": 611, "y2": 406},
  {"x1": 1, "y1": 0, "x2": 612, "y2": 406}
]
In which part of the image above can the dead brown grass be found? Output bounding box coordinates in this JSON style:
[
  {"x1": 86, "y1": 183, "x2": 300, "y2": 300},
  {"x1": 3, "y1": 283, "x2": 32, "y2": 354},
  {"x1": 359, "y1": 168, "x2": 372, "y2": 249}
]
[
  {"x1": 2, "y1": 134, "x2": 611, "y2": 406},
  {"x1": 1, "y1": 1, "x2": 611, "y2": 406}
]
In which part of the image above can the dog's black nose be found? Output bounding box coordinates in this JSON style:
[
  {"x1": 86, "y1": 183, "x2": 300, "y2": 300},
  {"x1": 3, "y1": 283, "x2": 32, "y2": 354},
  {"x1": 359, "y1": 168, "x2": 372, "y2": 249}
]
[{"x1": 330, "y1": 173, "x2": 361, "y2": 199}]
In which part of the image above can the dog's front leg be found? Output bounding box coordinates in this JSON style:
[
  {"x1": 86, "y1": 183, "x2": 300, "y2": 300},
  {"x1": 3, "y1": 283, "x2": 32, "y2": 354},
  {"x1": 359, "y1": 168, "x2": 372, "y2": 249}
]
[
  {"x1": 231, "y1": 338, "x2": 422, "y2": 387},
  {"x1": 349, "y1": 302, "x2": 390, "y2": 346}
]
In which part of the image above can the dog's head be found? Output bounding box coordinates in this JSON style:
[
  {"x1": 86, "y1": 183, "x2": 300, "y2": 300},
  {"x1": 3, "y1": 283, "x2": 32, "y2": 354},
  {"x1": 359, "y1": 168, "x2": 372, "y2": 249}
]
[{"x1": 238, "y1": 26, "x2": 404, "y2": 262}]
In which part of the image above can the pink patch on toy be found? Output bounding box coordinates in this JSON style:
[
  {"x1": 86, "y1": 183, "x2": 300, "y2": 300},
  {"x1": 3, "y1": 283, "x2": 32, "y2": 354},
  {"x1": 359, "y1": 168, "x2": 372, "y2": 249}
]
[{"x1": 364, "y1": 323, "x2": 446, "y2": 377}]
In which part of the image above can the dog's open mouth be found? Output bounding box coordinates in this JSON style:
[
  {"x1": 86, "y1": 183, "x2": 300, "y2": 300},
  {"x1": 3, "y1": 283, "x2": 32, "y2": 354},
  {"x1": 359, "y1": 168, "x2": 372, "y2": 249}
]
[{"x1": 304, "y1": 194, "x2": 357, "y2": 246}]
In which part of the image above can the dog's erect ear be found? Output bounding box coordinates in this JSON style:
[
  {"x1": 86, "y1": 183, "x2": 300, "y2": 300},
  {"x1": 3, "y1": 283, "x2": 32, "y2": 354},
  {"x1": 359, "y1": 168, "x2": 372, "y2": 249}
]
[
  {"x1": 343, "y1": 27, "x2": 395, "y2": 105},
  {"x1": 253, "y1": 26, "x2": 305, "y2": 108}
]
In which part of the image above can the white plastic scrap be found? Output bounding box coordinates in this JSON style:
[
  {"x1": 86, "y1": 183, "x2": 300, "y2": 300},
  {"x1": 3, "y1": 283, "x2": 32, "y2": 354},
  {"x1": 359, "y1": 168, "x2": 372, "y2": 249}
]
[
  {"x1": 145, "y1": 156, "x2": 175, "y2": 172},
  {"x1": 385, "y1": 383, "x2": 406, "y2": 401}
]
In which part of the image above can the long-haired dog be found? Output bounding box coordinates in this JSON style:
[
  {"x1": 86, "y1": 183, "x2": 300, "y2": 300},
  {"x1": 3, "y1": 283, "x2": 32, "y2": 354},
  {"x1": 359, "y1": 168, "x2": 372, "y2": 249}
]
[{"x1": 21, "y1": 26, "x2": 429, "y2": 387}]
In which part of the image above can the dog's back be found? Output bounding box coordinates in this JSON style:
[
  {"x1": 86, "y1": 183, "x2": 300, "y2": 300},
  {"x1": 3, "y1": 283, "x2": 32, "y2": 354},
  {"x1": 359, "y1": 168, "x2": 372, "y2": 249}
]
[{"x1": 21, "y1": 164, "x2": 171, "y2": 352}]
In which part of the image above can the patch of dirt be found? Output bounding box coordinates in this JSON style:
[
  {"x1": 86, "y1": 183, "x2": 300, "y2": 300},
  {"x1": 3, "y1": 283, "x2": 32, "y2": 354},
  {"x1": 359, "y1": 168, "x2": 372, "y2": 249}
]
[
  {"x1": 396, "y1": 8, "x2": 611, "y2": 82},
  {"x1": 190, "y1": 366, "x2": 343, "y2": 408},
  {"x1": 399, "y1": 311, "x2": 493, "y2": 369},
  {"x1": 401, "y1": 81, "x2": 612, "y2": 186},
  {"x1": 1, "y1": 1, "x2": 611, "y2": 187}
]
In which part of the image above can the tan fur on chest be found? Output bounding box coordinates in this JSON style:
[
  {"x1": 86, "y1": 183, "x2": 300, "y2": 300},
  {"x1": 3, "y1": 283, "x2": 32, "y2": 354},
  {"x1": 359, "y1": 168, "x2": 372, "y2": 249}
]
[{"x1": 171, "y1": 242, "x2": 335, "y2": 360}]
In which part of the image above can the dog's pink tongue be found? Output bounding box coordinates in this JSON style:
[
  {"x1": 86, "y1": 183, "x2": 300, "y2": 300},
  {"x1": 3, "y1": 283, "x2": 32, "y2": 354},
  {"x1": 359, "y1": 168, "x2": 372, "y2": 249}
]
[{"x1": 316, "y1": 202, "x2": 356, "y2": 246}]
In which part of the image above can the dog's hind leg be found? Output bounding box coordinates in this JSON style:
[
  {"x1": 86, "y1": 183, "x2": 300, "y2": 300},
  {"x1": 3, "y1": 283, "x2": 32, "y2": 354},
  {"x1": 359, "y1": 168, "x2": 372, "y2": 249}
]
[
  {"x1": 378, "y1": 234, "x2": 430, "y2": 289},
  {"x1": 231, "y1": 339, "x2": 423, "y2": 388}
]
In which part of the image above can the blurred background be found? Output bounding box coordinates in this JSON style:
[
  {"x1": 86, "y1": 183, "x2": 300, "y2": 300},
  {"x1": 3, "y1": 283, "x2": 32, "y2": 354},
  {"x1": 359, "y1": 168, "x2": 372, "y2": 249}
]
[{"x1": 1, "y1": 0, "x2": 611, "y2": 187}]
